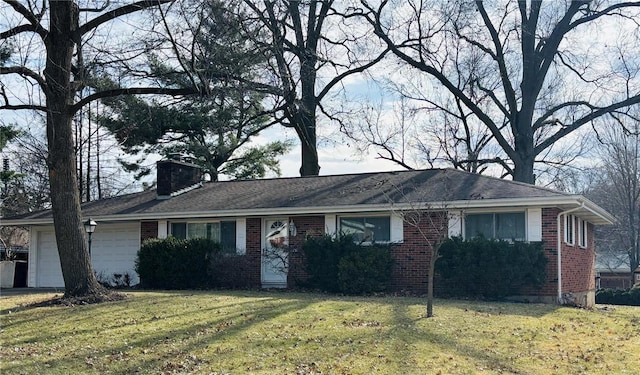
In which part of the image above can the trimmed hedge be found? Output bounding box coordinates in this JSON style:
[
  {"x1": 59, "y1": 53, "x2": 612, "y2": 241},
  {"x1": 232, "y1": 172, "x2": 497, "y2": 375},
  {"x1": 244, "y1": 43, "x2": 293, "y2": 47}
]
[
  {"x1": 302, "y1": 233, "x2": 393, "y2": 294},
  {"x1": 208, "y1": 254, "x2": 254, "y2": 289},
  {"x1": 136, "y1": 237, "x2": 221, "y2": 289},
  {"x1": 596, "y1": 286, "x2": 640, "y2": 306},
  {"x1": 436, "y1": 237, "x2": 548, "y2": 299}
]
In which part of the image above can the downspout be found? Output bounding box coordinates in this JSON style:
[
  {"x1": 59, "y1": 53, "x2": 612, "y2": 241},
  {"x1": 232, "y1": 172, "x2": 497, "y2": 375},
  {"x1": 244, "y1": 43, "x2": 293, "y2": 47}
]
[{"x1": 556, "y1": 203, "x2": 585, "y2": 304}]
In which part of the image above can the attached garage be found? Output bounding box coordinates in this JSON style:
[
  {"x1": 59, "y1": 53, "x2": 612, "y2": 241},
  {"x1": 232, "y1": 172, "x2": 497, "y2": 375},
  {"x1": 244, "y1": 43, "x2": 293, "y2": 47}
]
[{"x1": 29, "y1": 223, "x2": 141, "y2": 288}]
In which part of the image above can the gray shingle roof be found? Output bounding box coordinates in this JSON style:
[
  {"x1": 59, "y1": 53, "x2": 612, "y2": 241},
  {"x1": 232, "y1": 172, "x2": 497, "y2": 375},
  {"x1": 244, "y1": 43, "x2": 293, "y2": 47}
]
[{"x1": 5, "y1": 168, "x2": 572, "y2": 222}]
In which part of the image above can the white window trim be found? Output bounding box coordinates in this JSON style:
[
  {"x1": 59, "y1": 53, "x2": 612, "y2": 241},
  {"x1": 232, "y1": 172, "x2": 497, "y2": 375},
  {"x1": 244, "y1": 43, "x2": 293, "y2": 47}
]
[
  {"x1": 577, "y1": 217, "x2": 588, "y2": 248},
  {"x1": 564, "y1": 214, "x2": 575, "y2": 246},
  {"x1": 526, "y1": 208, "x2": 542, "y2": 242}
]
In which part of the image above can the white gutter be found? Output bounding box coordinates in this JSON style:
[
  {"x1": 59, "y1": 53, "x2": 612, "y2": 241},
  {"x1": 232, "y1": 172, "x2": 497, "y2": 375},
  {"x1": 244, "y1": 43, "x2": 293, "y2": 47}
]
[{"x1": 556, "y1": 203, "x2": 585, "y2": 304}]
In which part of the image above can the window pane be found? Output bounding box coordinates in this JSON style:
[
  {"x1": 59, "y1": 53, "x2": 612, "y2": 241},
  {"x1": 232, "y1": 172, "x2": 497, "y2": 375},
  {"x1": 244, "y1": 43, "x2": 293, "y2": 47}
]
[
  {"x1": 579, "y1": 219, "x2": 587, "y2": 247},
  {"x1": 187, "y1": 222, "x2": 220, "y2": 241},
  {"x1": 565, "y1": 215, "x2": 574, "y2": 244},
  {"x1": 188, "y1": 223, "x2": 207, "y2": 239},
  {"x1": 207, "y1": 222, "x2": 221, "y2": 242},
  {"x1": 495, "y1": 213, "x2": 525, "y2": 241},
  {"x1": 340, "y1": 216, "x2": 390, "y2": 242},
  {"x1": 465, "y1": 214, "x2": 493, "y2": 239},
  {"x1": 365, "y1": 217, "x2": 390, "y2": 242},
  {"x1": 171, "y1": 223, "x2": 187, "y2": 239},
  {"x1": 341, "y1": 217, "x2": 367, "y2": 242},
  {"x1": 220, "y1": 221, "x2": 237, "y2": 253}
]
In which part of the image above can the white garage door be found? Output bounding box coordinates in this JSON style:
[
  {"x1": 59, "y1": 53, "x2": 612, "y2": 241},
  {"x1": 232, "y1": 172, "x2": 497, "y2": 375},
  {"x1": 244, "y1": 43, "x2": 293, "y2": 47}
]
[
  {"x1": 37, "y1": 230, "x2": 64, "y2": 287},
  {"x1": 35, "y1": 223, "x2": 141, "y2": 287}
]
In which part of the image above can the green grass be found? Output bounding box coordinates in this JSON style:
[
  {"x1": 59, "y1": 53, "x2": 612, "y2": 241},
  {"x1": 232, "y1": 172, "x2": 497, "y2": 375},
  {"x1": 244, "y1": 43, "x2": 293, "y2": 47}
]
[{"x1": 1, "y1": 291, "x2": 639, "y2": 374}]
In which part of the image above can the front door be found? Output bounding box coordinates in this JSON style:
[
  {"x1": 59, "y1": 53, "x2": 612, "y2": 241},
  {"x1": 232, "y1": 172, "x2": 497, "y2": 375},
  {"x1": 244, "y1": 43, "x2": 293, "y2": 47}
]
[{"x1": 262, "y1": 218, "x2": 289, "y2": 288}]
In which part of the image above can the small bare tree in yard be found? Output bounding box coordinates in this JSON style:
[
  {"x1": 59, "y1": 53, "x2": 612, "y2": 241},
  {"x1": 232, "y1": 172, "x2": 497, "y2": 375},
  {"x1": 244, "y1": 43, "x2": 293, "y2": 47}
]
[
  {"x1": 402, "y1": 210, "x2": 451, "y2": 318},
  {"x1": 385, "y1": 175, "x2": 458, "y2": 318}
]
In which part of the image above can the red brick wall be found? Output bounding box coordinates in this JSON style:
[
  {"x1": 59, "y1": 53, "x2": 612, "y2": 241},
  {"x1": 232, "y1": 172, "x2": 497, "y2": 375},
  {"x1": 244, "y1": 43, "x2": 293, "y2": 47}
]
[
  {"x1": 520, "y1": 208, "x2": 597, "y2": 299},
  {"x1": 288, "y1": 216, "x2": 325, "y2": 286},
  {"x1": 244, "y1": 217, "x2": 263, "y2": 287},
  {"x1": 390, "y1": 212, "x2": 447, "y2": 294},
  {"x1": 137, "y1": 208, "x2": 596, "y2": 300},
  {"x1": 561, "y1": 221, "x2": 596, "y2": 294},
  {"x1": 528, "y1": 207, "x2": 561, "y2": 297},
  {"x1": 283, "y1": 213, "x2": 445, "y2": 294},
  {"x1": 140, "y1": 221, "x2": 158, "y2": 243}
]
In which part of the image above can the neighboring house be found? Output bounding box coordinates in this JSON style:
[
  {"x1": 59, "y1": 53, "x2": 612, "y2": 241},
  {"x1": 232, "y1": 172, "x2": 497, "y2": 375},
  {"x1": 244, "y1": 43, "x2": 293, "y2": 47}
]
[
  {"x1": 2, "y1": 160, "x2": 614, "y2": 306},
  {"x1": 595, "y1": 253, "x2": 636, "y2": 289}
]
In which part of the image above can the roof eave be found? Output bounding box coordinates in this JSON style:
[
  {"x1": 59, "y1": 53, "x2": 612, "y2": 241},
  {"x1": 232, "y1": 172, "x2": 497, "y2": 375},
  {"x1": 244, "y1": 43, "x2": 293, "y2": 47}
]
[{"x1": 3, "y1": 194, "x2": 613, "y2": 226}]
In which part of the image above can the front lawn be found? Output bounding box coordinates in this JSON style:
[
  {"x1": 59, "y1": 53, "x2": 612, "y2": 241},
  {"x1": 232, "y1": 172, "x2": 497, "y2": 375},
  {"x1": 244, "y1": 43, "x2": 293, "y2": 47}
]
[{"x1": 1, "y1": 291, "x2": 638, "y2": 374}]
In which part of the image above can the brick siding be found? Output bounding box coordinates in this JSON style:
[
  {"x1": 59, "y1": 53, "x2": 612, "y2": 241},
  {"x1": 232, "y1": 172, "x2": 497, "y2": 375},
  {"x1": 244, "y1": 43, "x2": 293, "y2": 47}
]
[
  {"x1": 140, "y1": 221, "x2": 158, "y2": 243},
  {"x1": 137, "y1": 207, "x2": 596, "y2": 300},
  {"x1": 244, "y1": 217, "x2": 263, "y2": 287},
  {"x1": 391, "y1": 212, "x2": 448, "y2": 294},
  {"x1": 519, "y1": 207, "x2": 596, "y2": 299},
  {"x1": 287, "y1": 216, "x2": 325, "y2": 286}
]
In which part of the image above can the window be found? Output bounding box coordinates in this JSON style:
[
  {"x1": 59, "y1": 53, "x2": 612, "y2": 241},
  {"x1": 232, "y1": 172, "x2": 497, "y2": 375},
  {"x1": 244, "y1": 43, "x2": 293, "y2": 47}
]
[
  {"x1": 339, "y1": 216, "x2": 390, "y2": 243},
  {"x1": 465, "y1": 212, "x2": 526, "y2": 241},
  {"x1": 577, "y1": 218, "x2": 588, "y2": 248},
  {"x1": 564, "y1": 215, "x2": 575, "y2": 245},
  {"x1": 636, "y1": 274, "x2": 640, "y2": 282},
  {"x1": 171, "y1": 221, "x2": 237, "y2": 253}
]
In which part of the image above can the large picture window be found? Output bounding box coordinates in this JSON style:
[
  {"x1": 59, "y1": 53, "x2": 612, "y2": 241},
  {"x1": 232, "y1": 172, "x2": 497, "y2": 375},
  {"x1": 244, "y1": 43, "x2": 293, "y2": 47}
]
[
  {"x1": 170, "y1": 221, "x2": 237, "y2": 253},
  {"x1": 465, "y1": 212, "x2": 526, "y2": 241},
  {"x1": 339, "y1": 216, "x2": 391, "y2": 243}
]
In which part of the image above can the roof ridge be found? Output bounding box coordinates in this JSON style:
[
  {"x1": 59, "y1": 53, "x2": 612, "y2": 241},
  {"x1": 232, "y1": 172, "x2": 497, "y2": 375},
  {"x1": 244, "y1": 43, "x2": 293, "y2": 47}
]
[
  {"x1": 213, "y1": 168, "x2": 444, "y2": 184},
  {"x1": 438, "y1": 168, "x2": 572, "y2": 196}
]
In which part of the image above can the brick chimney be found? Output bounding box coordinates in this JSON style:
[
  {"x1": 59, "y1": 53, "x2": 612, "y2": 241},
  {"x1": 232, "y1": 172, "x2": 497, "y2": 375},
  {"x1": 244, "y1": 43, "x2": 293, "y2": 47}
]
[{"x1": 156, "y1": 159, "x2": 203, "y2": 199}]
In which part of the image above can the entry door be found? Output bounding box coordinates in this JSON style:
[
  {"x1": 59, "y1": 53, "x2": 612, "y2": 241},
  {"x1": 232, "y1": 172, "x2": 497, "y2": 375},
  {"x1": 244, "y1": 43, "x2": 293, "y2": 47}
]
[{"x1": 261, "y1": 218, "x2": 289, "y2": 288}]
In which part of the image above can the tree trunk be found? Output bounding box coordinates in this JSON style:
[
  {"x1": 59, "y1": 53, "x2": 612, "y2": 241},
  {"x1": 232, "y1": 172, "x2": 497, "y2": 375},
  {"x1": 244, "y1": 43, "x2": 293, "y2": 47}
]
[
  {"x1": 512, "y1": 157, "x2": 535, "y2": 184},
  {"x1": 296, "y1": 44, "x2": 321, "y2": 177},
  {"x1": 44, "y1": 1, "x2": 103, "y2": 297},
  {"x1": 297, "y1": 109, "x2": 320, "y2": 176},
  {"x1": 512, "y1": 119, "x2": 536, "y2": 184},
  {"x1": 426, "y1": 246, "x2": 437, "y2": 318}
]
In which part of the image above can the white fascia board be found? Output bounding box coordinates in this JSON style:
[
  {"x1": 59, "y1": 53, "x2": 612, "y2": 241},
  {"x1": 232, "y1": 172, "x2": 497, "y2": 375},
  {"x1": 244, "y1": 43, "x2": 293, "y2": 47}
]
[{"x1": 3, "y1": 194, "x2": 613, "y2": 226}]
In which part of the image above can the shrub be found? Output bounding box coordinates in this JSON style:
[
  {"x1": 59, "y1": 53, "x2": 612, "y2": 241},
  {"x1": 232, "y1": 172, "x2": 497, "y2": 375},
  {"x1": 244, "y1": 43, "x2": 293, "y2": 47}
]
[
  {"x1": 436, "y1": 237, "x2": 548, "y2": 299},
  {"x1": 337, "y1": 245, "x2": 394, "y2": 294},
  {"x1": 136, "y1": 237, "x2": 220, "y2": 289},
  {"x1": 208, "y1": 254, "x2": 254, "y2": 289},
  {"x1": 302, "y1": 233, "x2": 393, "y2": 294},
  {"x1": 596, "y1": 287, "x2": 640, "y2": 306}
]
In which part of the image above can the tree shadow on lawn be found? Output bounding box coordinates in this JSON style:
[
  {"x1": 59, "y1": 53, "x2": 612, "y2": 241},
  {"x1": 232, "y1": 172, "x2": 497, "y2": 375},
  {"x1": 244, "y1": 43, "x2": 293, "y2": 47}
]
[
  {"x1": 388, "y1": 302, "x2": 525, "y2": 374},
  {"x1": 440, "y1": 298, "x2": 561, "y2": 318},
  {"x1": 2, "y1": 292, "x2": 316, "y2": 375},
  {"x1": 2, "y1": 290, "x2": 285, "y2": 343}
]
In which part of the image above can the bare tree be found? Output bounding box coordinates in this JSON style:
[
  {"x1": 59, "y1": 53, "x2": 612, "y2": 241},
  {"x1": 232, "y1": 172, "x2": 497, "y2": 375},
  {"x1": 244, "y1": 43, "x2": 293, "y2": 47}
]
[
  {"x1": 343, "y1": 90, "x2": 504, "y2": 174},
  {"x1": 0, "y1": 0, "x2": 202, "y2": 298},
  {"x1": 342, "y1": 96, "x2": 423, "y2": 170},
  {"x1": 588, "y1": 121, "x2": 640, "y2": 285},
  {"x1": 240, "y1": 0, "x2": 389, "y2": 176},
  {"x1": 360, "y1": 0, "x2": 640, "y2": 184},
  {"x1": 384, "y1": 174, "x2": 458, "y2": 318}
]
